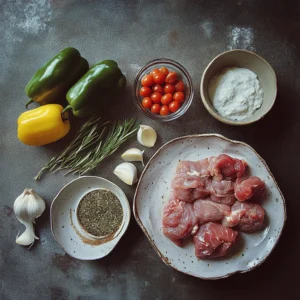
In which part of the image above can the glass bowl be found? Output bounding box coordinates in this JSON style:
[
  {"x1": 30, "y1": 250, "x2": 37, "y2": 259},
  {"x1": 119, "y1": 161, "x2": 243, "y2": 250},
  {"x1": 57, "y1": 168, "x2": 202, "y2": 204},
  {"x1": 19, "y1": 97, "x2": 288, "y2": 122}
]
[{"x1": 134, "y1": 58, "x2": 194, "y2": 121}]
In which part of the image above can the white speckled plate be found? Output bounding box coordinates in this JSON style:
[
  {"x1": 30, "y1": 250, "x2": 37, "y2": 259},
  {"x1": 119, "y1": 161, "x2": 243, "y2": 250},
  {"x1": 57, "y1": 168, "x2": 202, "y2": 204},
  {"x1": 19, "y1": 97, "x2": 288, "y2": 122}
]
[
  {"x1": 133, "y1": 134, "x2": 286, "y2": 279},
  {"x1": 51, "y1": 176, "x2": 130, "y2": 260}
]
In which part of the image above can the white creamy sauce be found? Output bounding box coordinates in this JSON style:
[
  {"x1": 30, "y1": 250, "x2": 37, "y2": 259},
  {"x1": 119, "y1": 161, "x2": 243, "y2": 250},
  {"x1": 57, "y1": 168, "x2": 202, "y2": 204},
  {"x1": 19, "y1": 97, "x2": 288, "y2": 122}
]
[{"x1": 208, "y1": 67, "x2": 264, "y2": 121}]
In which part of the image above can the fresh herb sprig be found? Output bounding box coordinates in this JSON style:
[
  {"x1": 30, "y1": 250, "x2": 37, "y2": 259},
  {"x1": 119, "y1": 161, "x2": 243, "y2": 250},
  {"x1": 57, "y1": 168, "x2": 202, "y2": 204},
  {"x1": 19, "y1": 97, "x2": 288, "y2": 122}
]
[{"x1": 35, "y1": 116, "x2": 139, "y2": 181}]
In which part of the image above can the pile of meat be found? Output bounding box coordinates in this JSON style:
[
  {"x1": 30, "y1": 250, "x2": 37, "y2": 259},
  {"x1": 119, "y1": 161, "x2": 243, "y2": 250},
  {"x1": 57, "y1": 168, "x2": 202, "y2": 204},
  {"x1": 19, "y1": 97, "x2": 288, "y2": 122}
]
[{"x1": 162, "y1": 154, "x2": 266, "y2": 259}]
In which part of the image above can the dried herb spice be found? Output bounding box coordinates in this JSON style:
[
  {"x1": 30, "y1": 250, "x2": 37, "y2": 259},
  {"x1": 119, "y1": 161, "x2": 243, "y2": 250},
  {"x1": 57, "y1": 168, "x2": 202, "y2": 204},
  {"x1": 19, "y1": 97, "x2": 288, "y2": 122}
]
[{"x1": 77, "y1": 189, "x2": 123, "y2": 237}]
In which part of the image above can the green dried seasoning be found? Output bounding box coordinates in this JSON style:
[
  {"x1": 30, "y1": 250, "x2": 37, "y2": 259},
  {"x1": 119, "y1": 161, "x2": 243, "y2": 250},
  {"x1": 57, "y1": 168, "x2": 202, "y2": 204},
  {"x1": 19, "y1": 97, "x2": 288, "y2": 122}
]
[{"x1": 77, "y1": 189, "x2": 123, "y2": 237}]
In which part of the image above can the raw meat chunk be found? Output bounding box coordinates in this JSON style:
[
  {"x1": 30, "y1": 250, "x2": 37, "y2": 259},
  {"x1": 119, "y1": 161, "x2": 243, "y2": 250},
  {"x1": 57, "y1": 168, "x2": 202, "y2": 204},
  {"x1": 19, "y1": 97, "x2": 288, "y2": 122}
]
[
  {"x1": 207, "y1": 179, "x2": 236, "y2": 205},
  {"x1": 172, "y1": 159, "x2": 210, "y2": 190},
  {"x1": 193, "y1": 199, "x2": 230, "y2": 224},
  {"x1": 193, "y1": 222, "x2": 238, "y2": 259},
  {"x1": 233, "y1": 158, "x2": 248, "y2": 178},
  {"x1": 222, "y1": 201, "x2": 265, "y2": 233},
  {"x1": 172, "y1": 173, "x2": 208, "y2": 203},
  {"x1": 210, "y1": 194, "x2": 236, "y2": 206},
  {"x1": 163, "y1": 197, "x2": 198, "y2": 245},
  {"x1": 172, "y1": 188, "x2": 194, "y2": 203},
  {"x1": 234, "y1": 176, "x2": 265, "y2": 201},
  {"x1": 172, "y1": 177, "x2": 199, "y2": 189},
  {"x1": 175, "y1": 159, "x2": 210, "y2": 177},
  {"x1": 172, "y1": 163, "x2": 210, "y2": 202},
  {"x1": 172, "y1": 186, "x2": 210, "y2": 203},
  {"x1": 208, "y1": 154, "x2": 247, "y2": 181},
  {"x1": 172, "y1": 176, "x2": 207, "y2": 190},
  {"x1": 209, "y1": 179, "x2": 234, "y2": 196},
  {"x1": 192, "y1": 187, "x2": 211, "y2": 200}
]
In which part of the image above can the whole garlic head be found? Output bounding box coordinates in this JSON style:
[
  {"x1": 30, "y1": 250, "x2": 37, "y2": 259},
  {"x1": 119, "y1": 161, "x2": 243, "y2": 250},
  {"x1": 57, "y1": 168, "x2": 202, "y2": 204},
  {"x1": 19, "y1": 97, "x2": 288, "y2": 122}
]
[{"x1": 14, "y1": 188, "x2": 46, "y2": 247}]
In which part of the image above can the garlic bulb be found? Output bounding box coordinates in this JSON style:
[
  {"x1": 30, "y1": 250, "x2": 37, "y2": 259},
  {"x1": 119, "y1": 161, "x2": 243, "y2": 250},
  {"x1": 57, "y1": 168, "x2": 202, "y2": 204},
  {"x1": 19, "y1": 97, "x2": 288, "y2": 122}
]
[
  {"x1": 137, "y1": 125, "x2": 157, "y2": 148},
  {"x1": 14, "y1": 188, "x2": 46, "y2": 247},
  {"x1": 114, "y1": 162, "x2": 138, "y2": 185},
  {"x1": 121, "y1": 148, "x2": 144, "y2": 166}
]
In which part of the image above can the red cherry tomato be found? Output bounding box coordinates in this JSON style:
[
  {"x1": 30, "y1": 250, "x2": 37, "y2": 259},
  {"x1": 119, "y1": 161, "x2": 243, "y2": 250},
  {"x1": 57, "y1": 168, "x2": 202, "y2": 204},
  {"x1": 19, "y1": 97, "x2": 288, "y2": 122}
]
[
  {"x1": 159, "y1": 67, "x2": 169, "y2": 76},
  {"x1": 140, "y1": 86, "x2": 152, "y2": 97},
  {"x1": 150, "y1": 92, "x2": 162, "y2": 104},
  {"x1": 161, "y1": 93, "x2": 173, "y2": 105},
  {"x1": 152, "y1": 84, "x2": 164, "y2": 94},
  {"x1": 151, "y1": 104, "x2": 161, "y2": 114},
  {"x1": 169, "y1": 100, "x2": 180, "y2": 112},
  {"x1": 150, "y1": 68, "x2": 160, "y2": 76},
  {"x1": 165, "y1": 71, "x2": 178, "y2": 84},
  {"x1": 175, "y1": 80, "x2": 185, "y2": 92},
  {"x1": 173, "y1": 91, "x2": 185, "y2": 103},
  {"x1": 153, "y1": 72, "x2": 166, "y2": 84},
  {"x1": 141, "y1": 74, "x2": 154, "y2": 87},
  {"x1": 160, "y1": 105, "x2": 170, "y2": 116},
  {"x1": 142, "y1": 97, "x2": 152, "y2": 109},
  {"x1": 164, "y1": 83, "x2": 175, "y2": 94}
]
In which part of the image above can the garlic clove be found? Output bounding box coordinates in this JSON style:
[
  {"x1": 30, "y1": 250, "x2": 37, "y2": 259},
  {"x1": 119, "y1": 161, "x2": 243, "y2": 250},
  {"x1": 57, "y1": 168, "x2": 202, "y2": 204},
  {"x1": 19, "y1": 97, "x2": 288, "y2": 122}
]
[
  {"x1": 137, "y1": 125, "x2": 157, "y2": 148},
  {"x1": 113, "y1": 162, "x2": 138, "y2": 185},
  {"x1": 121, "y1": 148, "x2": 144, "y2": 166},
  {"x1": 16, "y1": 223, "x2": 37, "y2": 246},
  {"x1": 14, "y1": 188, "x2": 46, "y2": 247}
]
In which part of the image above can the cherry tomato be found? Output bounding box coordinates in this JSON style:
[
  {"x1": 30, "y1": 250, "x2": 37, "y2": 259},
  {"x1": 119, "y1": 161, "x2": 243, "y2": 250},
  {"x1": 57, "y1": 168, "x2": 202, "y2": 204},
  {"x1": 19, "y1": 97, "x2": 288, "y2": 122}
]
[
  {"x1": 161, "y1": 93, "x2": 173, "y2": 105},
  {"x1": 160, "y1": 105, "x2": 170, "y2": 116},
  {"x1": 173, "y1": 92, "x2": 185, "y2": 103},
  {"x1": 175, "y1": 80, "x2": 185, "y2": 92},
  {"x1": 159, "y1": 67, "x2": 169, "y2": 76},
  {"x1": 164, "y1": 83, "x2": 175, "y2": 94},
  {"x1": 151, "y1": 104, "x2": 161, "y2": 114},
  {"x1": 150, "y1": 92, "x2": 162, "y2": 104},
  {"x1": 141, "y1": 74, "x2": 154, "y2": 87},
  {"x1": 140, "y1": 86, "x2": 152, "y2": 97},
  {"x1": 150, "y1": 68, "x2": 160, "y2": 76},
  {"x1": 165, "y1": 71, "x2": 178, "y2": 84},
  {"x1": 169, "y1": 100, "x2": 180, "y2": 113},
  {"x1": 152, "y1": 84, "x2": 164, "y2": 94},
  {"x1": 142, "y1": 97, "x2": 152, "y2": 109},
  {"x1": 153, "y1": 72, "x2": 166, "y2": 84}
]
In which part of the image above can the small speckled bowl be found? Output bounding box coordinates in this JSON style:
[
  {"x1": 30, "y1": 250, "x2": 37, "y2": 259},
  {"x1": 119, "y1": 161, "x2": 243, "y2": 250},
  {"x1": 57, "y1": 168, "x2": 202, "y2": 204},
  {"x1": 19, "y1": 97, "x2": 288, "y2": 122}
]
[
  {"x1": 200, "y1": 50, "x2": 277, "y2": 125},
  {"x1": 50, "y1": 176, "x2": 130, "y2": 260}
]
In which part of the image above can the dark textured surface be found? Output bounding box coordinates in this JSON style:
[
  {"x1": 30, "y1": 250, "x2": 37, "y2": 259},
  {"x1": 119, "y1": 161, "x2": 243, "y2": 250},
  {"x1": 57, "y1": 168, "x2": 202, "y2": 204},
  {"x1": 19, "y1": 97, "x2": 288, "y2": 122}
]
[{"x1": 0, "y1": 0, "x2": 299, "y2": 299}]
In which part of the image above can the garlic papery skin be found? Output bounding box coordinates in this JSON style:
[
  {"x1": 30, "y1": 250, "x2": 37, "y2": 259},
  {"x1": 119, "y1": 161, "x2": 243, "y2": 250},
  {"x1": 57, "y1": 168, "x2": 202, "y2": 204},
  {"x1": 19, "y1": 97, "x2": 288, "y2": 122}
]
[
  {"x1": 121, "y1": 148, "x2": 144, "y2": 166},
  {"x1": 137, "y1": 125, "x2": 157, "y2": 148},
  {"x1": 113, "y1": 162, "x2": 138, "y2": 185},
  {"x1": 14, "y1": 188, "x2": 46, "y2": 247}
]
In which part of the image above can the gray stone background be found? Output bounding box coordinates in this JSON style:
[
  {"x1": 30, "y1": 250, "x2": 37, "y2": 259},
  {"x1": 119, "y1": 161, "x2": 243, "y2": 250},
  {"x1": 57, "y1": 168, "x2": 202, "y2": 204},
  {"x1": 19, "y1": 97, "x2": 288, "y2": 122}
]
[{"x1": 0, "y1": 0, "x2": 299, "y2": 299}]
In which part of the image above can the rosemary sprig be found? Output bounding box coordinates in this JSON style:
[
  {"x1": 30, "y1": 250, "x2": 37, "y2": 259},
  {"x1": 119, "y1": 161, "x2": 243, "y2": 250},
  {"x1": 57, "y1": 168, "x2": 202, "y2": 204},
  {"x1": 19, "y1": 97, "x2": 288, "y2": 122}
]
[
  {"x1": 35, "y1": 115, "x2": 105, "y2": 180},
  {"x1": 35, "y1": 116, "x2": 139, "y2": 181},
  {"x1": 77, "y1": 119, "x2": 139, "y2": 175}
]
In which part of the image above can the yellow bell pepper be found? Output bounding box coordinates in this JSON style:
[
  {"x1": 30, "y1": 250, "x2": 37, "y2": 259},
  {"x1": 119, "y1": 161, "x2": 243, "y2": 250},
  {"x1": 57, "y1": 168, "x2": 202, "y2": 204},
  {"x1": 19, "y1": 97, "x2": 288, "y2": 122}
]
[{"x1": 17, "y1": 104, "x2": 70, "y2": 146}]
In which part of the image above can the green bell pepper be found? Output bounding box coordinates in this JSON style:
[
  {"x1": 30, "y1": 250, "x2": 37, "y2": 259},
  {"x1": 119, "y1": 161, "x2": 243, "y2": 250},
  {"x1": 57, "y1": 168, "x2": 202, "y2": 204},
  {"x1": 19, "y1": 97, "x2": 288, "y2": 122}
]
[
  {"x1": 62, "y1": 60, "x2": 126, "y2": 118},
  {"x1": 25, "y1": 47, "x2": 89, "y2": 108}
]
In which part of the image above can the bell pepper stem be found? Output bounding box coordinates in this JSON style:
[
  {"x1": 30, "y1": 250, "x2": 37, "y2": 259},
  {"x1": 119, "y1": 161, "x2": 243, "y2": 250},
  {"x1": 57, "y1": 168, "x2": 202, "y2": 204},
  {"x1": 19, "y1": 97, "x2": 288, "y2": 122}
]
[
  {"x1": 61, "y1": 105, "x2": 72, "y2": 116},
  {"x1": 25, "y1": 99, "x2": 34, "y2": 109}
]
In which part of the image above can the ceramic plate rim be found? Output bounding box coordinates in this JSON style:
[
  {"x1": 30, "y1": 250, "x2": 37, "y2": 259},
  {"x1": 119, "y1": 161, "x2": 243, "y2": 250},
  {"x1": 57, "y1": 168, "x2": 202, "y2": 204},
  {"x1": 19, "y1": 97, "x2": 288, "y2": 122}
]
[
  {"x1": 133, "y1": 134, "x2": 286, "y2": 279},
  {"x1": 50, "y1": 176, "x2": 131, "y2": 260}
]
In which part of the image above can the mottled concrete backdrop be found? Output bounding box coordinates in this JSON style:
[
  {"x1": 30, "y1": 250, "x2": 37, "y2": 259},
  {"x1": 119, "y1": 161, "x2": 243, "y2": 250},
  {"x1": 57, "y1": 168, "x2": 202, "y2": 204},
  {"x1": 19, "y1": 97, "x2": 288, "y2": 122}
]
[{"x1": 0, "y1": 0, "x2": 299, "y2": 299}]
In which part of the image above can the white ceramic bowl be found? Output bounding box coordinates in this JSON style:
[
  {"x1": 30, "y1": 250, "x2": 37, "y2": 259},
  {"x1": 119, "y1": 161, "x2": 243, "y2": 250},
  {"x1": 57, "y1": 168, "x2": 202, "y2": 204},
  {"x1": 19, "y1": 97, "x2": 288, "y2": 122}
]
[
  {"x1": 201, "y1": 50, "x2": 277, "y2": 125},
  {"x1": 133, "y1": 134, "x2": 286, "y2": 279},
  {"x1": 51, "y1": 176, "x2": 130, "y2": 260}
]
